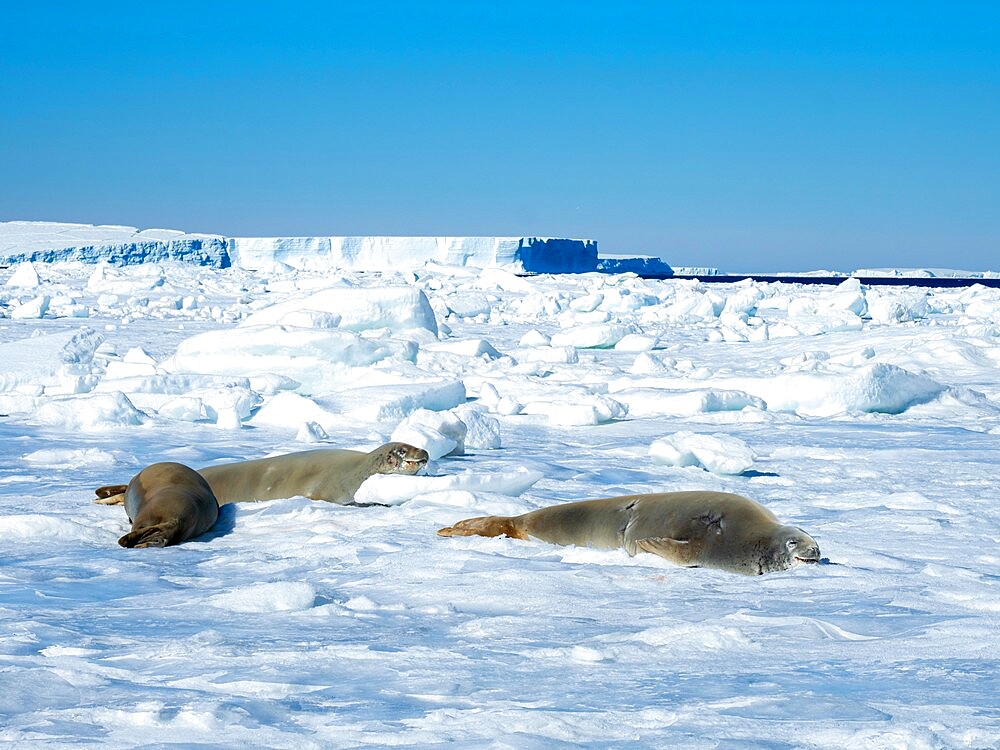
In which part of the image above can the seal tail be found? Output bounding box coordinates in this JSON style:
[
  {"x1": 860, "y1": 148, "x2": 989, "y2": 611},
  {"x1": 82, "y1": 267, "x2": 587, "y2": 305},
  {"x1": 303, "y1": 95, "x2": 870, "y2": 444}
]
[
  {"x1": 118, "y1": 520, "x2": 179, "y2": 549},
  {"x1": 437, "y1": 515, "x2": 526, "y2": 539}
]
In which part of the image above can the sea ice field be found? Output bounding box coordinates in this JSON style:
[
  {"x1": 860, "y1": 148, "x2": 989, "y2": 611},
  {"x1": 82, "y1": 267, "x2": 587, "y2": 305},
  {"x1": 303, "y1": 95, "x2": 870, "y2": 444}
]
[{"x1": 1, "y1": 254, "x2": 998, "y2": 748}]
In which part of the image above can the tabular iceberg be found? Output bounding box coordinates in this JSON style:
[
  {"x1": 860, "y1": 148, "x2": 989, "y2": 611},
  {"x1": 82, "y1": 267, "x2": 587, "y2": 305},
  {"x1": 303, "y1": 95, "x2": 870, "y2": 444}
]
[{"x1": 1, "y1": 221, "x2": 598, "y2": 273}]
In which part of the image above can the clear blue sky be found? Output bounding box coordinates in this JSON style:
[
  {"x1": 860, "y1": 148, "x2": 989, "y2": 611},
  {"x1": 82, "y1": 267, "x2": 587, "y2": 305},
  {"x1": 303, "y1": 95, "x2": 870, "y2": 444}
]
[{"x1": 2, "y1": 1, "x2": 997, "y2": 271}]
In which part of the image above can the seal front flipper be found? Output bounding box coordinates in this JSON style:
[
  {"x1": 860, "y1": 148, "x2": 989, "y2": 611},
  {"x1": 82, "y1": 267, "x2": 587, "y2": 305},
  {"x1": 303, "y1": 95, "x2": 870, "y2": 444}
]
[
  {"x1": 118, "y1": 520, "x2": 179, "y2": 548},
  {"x1": 94, "y1": 484, "x2": 127, "y2": 505},
  {"x1": 634, "y1": 537, "x2": 700, "y2": 567}
]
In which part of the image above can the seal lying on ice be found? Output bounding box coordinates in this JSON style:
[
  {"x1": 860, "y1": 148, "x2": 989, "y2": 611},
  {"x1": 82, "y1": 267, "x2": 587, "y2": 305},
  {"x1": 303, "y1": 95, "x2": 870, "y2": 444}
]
[
  {"x1": 95, "y1": 442, "x2": 429, "y2": 507},
  {"x1": 438, "y1": 491, "x2": 820, "y2": 576},
  {"x1": 118, "y1": 462, "x2": 219, "y2": 548}
]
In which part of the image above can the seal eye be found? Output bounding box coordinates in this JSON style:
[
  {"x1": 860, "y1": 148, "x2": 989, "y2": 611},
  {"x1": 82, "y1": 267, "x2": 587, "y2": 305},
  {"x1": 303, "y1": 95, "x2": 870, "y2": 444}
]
[{"x1": 786, "y1": 539, "x2": 797, "y2": 550}]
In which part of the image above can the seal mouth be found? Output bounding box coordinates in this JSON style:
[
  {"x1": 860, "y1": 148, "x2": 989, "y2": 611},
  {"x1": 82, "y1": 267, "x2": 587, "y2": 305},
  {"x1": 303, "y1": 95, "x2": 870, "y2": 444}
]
[{"x1": 793, "y1": 543, "x2": 821, "y2": 565}]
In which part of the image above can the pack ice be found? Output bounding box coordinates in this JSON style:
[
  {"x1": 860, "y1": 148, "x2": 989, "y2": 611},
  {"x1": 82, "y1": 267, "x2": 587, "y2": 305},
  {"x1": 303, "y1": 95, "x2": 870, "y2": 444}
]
[{"x1": 1, "y1": 236, "x2": 999, "y2": 748}]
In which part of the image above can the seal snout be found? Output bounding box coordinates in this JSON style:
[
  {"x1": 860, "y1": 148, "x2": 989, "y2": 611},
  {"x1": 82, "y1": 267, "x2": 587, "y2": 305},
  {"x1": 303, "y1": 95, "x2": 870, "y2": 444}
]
[
  {"x1": 795, "y1": 545, "x2": 821, "y2": 564},
  {"x1": 403, "y1": 450, "x2": 429, "y2": 472},
  {"x1": 384, "y1": 443, "x2": 430, "y2": 476}
]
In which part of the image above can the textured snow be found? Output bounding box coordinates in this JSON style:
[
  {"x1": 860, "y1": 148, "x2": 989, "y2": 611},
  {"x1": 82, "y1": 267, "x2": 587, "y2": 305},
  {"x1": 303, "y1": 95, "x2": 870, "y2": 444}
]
[{"x1": 1, "y1": 255, "x2": 999, "y2": 748}]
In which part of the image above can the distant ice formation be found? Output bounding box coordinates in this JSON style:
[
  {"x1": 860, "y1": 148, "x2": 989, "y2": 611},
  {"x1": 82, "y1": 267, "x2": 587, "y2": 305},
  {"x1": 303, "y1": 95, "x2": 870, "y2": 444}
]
[
  {"x1": 597, "y1": 254, "x2": 674, "y2": 276},
  {"x1": 0, "y1": 221, "x2": 600, "y2": 273},
  {"x1": 0, "y1": 221, "x2": 228, "y2": 266}
]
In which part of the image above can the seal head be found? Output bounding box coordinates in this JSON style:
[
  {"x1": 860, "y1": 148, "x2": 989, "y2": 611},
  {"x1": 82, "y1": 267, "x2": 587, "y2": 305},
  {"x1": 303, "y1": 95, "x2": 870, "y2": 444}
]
[
  {"x1": 763, "y1": 526, "x2": 821, "y2": 573},
  {"x1": 377, "y1": 442, "x2": 429, "y2": 475}
]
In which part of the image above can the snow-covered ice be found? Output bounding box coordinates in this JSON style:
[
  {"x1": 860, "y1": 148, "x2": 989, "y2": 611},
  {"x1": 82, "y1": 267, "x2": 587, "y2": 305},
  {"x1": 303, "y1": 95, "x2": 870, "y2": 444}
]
[
  {"x1": 1, "y1": 249, "x2": 999, "y2": 748},
  {"x1": 649, "y1": 431, "x2": 757, "y2": 475}
]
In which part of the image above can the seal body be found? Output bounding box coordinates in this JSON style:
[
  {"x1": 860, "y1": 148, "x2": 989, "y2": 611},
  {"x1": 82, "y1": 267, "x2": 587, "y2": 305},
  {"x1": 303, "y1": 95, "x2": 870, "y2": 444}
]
[
  {"x1": 119, "y1": 462, "x2": 220, "y2": 548},
  {"x1": 198, "y1": 442, "x2": 429, "y2": 506},
  {"x1": 438, "y1": 491, "x2": 820, "y2": 575},
  {"x1": 95, "y1": 443, "x2": 429, "y2": 508}
]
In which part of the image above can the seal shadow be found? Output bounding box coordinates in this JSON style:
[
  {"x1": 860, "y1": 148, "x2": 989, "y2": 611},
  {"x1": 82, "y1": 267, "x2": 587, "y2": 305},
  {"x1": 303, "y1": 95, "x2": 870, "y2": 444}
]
[
  {"x1": 739, "y1": 469, "x2": 780, "y2": 478},
  {"x1": 195, "y1": 503, "x2": 238, "y2": 543}
]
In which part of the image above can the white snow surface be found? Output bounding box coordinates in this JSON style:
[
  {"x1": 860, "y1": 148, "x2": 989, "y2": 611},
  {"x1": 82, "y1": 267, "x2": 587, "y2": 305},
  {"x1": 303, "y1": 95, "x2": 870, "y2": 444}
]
[{"x1": 1, "y1": 259, "x2": 999, "y2": 748}]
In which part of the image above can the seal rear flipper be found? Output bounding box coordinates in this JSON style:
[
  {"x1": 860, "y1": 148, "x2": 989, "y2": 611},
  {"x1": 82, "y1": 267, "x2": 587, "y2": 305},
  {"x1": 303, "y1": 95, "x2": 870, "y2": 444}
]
[
  {"x1": 94, "y1": 485, "x2": 127, "y2": 505},
  {"x1": 437, "y1": 515, "x2": 525, "y2": 539},
  {"x1": 118, "y1": 521, "x2": 179, "y2": 549},
  {"x1": 634, "y1": 536, "x2": 699, "y2": 566},
  {"x1": 96, "y1": 484, "x2": 128, "y2": 498}
]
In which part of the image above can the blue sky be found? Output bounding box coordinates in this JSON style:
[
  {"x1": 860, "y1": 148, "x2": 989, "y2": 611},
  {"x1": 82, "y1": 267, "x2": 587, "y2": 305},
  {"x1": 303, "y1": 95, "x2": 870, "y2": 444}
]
[{"x1": 2, "y1": 1, "x2": 997, "y2": 271}]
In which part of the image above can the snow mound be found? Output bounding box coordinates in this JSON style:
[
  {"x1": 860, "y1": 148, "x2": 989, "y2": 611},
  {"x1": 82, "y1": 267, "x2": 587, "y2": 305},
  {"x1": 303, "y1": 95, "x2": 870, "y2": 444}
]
[
  {"x1": 295, "y1": 421, "x2": 330, "y2": 443},
  {"x1": 32, "y1": 392, "x2": 145, "y2": 432},
  {"x1": 5, "y1": 262, "x2": 41, "y2": 288},
  {"x1": 0, "y1": 514, "x2": 104, "y2": 543},
  {"x1": 241, "y1": 286, "x2": 439, "y2": 334},
  {"x1": 765, "y1": 364, "x2": 944, "y2": 416},
  {"x1": 614, "y1": 334, "x2": 659, "y2": 352},
  {"x1": 354, "y1": 467, "x2": 543, "y2": 505},
  {"x1": 614, "y1": 388, "x2": 766, "y2": 417},
  {"x1": 208, "y1": 582, "x2": 317, "y2": 613},
  {"x1": 522, "y1": 394, "x2": 628, "y2": 426},
  {"x1": 166, "y1": 326, "x2": 417, "y2": 396},
  {"x1": 0, "y1": 328, "x2": 103, "y2": 393},
  {"x1": 453, "y1": 406, "x2": 502, "y2": 450},
  {"x1": 321, "y1": 380, "x2": 468, "y2": 424},
  {"x1": 391, "y1": 408, "x2": 469, "y2": 459},
  {"x1": 390, "y1": 406, "x2": 502, "y2": 458},
  {"x1": 550, "y1": 323, "x2": 634, "y2": 349},
  {"x1": 649, "y1": 431, "x2": 756, "y2": 474},
  {"x1": 512, "y1": 345, "x2": 580, "y2": 365},
  {"x1": 252, "y1": 380, "x2": 467, "y2": 430},
  {"x1": 422, "y1": 338, "x2": 501, "y2": 359},
  {"x1": 867, "y1": 288, "x2": 929, "y2": 323},
  {"x1": 251, "y1": 391, "x2": 337, "y2": 429},
  {"x1": 613, "y1": 364, "x2": 945, "y2": 418},
  {"x1": 22, "y1": 447, "x2": 123, "y2": 467},
  {"x1": 10, "y1": 294, "x2": 51, "y2": 319},
  {"x1": 251, "y1": 391, "x2": 340, "y2": 430}
]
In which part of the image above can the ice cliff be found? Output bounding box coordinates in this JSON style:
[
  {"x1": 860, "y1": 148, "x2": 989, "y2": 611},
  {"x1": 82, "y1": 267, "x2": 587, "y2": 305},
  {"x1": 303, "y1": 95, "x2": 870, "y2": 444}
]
[{"x1": 0, "y1": 222, "x2": 601, "y2": 274}]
